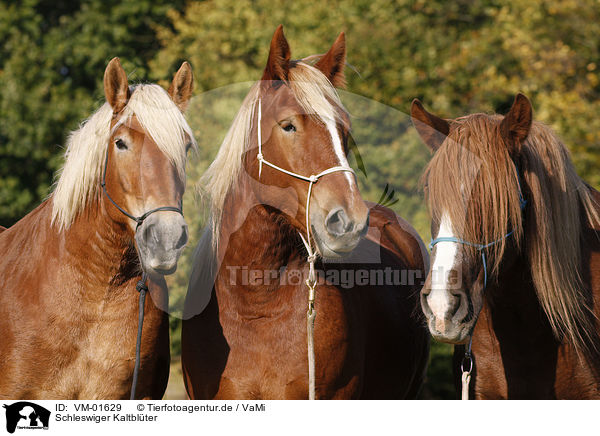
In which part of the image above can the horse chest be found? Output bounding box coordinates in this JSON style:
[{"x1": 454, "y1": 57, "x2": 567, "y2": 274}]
[
  {"x1": 31, "y1": 295, "x2": 165, "y2": 399},
  {"x1": 472, "y1": 306, "x2": 600, "y2": 399},
  {"x1": 215, "y1": 284, "x2": 363, "y2": 399}
]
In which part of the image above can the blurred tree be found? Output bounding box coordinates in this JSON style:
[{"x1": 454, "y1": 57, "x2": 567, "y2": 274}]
[{"x1": 0, "y1": 0, "x2": 186, "y2": 227}]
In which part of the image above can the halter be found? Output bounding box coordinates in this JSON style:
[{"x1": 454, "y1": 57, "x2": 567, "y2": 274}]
[
  {"x1": 428, "y1": 164, "x2": 526, "y2": 289},
  {"x1": 428, "y1": 162, "x2": 526, "y2": 400},
  {"x1": 100, "y1": 142, "x2": 184, "y2": 400},
  {"x1": 429, "y1": 231, "x2": 515, "y2": 290},
  {"x1": 256, "y1": 98, "x2": 355, "y2": 400},
  {"x1": 100, "y1": 148, "x2": 184, "y2": 228}
]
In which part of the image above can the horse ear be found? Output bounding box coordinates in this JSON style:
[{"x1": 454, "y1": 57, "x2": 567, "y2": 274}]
[
  {"x1": 168, "y1": 61, "x2": 194, "y2": 112},
  {"x1": 500, "y1": 93, "x2": 532, "y2": 153},
  {"x1": 262, "y1": 25, "x2": 291, "y2": 84},
  {"x1": 103, "y1": 57, "x2": 130, "y2": 114},
  {"x1": 410, "y1": 99, "x2": 449, "y2": 151},
  {"x1": 315, "y1": 32, "x2": 346, "y2": 88}
]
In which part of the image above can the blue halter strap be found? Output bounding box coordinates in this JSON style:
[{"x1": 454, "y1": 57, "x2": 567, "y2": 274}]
[{"x1": 428, "y1": 163, "x2": 527, "y2": 289}]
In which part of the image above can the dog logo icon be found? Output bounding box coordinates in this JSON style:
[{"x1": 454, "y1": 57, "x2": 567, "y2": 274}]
[{"x1": 3, "y1": 402, "x2": 50, "y2": 433}]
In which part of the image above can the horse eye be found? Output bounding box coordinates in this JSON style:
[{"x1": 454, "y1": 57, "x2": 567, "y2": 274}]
[
  {"x1": 281, "y1": 122, "x2": 296, "y2": 133},
  {"x1": 115, "y1": 139, "x2": 128, "y2": 150}
]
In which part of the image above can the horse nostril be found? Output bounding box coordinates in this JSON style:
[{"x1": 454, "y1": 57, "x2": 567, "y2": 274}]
[
  {"x1": 420, "y1": 291, "x2": 433, "y2": 318},
  {"x1": 175, "y1": 225, "x2": 189, "y2": 250},
  {"x1": 446, "y1": 294, "x2": 460, "y2": 317},
  {"x1": 425, "y1": 288, "x2": 463, "y2": 320},
  {"x1": 355, "y1": 213, "x2": 369, "y2": 237},
  {"x1": 325, "y1": 208, "x2": 352, "y2": 236},
  {"x1": 142, "y1": 223, "x2": 156, "y2": 245}
]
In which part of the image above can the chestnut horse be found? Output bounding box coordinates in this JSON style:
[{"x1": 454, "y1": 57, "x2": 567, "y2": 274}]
[
  {"x1": 0, "y1": 58, "x2": 195, "y2": 399},
  {"x1": 182, "y1": 26, "x2": 429, "y2": 399},
  {"x1": 412, "y1": 94, "x2": 600, "y2": 398}
]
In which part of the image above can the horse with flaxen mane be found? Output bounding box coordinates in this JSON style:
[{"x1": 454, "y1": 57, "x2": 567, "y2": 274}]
[
  {"x1": 0, "y1": 58, "x2": 196, "y2": 399},
  {"x1": 412, "y1": 94, "x2": 600, "y2": 398},
  {"x1": 181, "y1": 26, "x2": 430, "y2": 399}
]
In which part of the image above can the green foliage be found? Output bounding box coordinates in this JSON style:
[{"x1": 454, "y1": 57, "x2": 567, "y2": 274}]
[
  {"x1": 420, "y1": 342, "x2": 456, "y2": 399},
  {"x1": 0, "y1": 0, "x2": 185, "y2": 226}
]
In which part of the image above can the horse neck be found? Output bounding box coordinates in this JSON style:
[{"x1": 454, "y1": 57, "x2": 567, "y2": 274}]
[
  {"x1": 483, "y1": 189, "x2": 600, "y2": 343},
  {"x1": 486, "y1": 252, "x2": 541, "y2": 321},
  {"x1": 215, "y1": 177, "x2": 305, "y2": 303},
  {"x1": 475, "y1": 244, "x2": 561, "y2": 373},
  {"x1": 58, "y1": 197, "x2": 140, "y2": 292}
]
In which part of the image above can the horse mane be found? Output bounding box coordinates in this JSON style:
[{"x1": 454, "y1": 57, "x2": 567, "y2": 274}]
[
  {"x1": 423, "y1": 113, "x2": 600, "y2": 358},
  {"x1": 51, "y1": 84, "x2": 196, "y2": 229},
  {"x1": 200, "y1": 61, "x2": 347, "y2": 249}
]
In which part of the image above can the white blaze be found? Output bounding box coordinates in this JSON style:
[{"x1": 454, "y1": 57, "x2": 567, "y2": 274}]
[
  {"x1": 325, "y1": 119, "x2": 355, "y2": 189},
  {"x1": 429, "y1": 213, "x2": 458, "y2": 326}
]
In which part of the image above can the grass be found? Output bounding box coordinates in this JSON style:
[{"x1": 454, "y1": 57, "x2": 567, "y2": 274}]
[{"x1": 163, "y1": 357, "x2": 187, "y2": 400}]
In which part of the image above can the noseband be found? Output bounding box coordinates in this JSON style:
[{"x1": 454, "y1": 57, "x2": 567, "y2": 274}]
[
  {"x1": 256, "y1": 98, "x2": 355, "y2": 400},
  {"x1": 100, "y1": 143, "x2": 184, "y2": 400},
  {"x1": 427, "y1": 162, "x2": 526, "y2": 399}
]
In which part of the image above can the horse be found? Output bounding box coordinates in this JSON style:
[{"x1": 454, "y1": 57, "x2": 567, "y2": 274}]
[
  {"x1": 181, "y1": 25, "x2": 430, "y2": 400},
  {"x1": 0, "y1": 57, "x2": 196, "y2": 399},
  {"x1": 411, "y1": 93, "x2": 600, "y2": 399}
]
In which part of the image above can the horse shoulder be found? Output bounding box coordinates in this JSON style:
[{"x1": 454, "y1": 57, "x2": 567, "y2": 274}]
[
  {"x1": 364, "y1": 201, "x2": 429, "y2": 272},
  {"x1": 0, "y1": 200, "x2": 54, "y2": 273}
]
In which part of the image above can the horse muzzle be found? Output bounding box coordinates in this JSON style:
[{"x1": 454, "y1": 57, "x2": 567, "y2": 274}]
[
  {"x1": 311, "y1": 206, "x2": 369, "y2": 259},
  {"x1": 421, "y1": 287, "x2": 475, "y2": 344},
  {"x1": 135, "y1": 212, "x2": 188, "y2": 276}
]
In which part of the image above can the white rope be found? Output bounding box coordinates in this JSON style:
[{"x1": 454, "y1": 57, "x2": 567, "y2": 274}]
[
  {"x1": 461, "y1": 336, "x2": 473, "y2": 400},
  {"x1": 461, "y1": 371, "x2": 471, "y2": 400},
  {"x1": 257, "y1": 98, "x2": 354, "y2": 400}
]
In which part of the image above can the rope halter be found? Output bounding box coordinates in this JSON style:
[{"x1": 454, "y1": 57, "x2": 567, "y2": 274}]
[
  {"x1": 428, "y1": 163, "x2": 526, "y2": 289},
  {"x1": 256, "y1": 98, "x2": 355, "y2": 399}
]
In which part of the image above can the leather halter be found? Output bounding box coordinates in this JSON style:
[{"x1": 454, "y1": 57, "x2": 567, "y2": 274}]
[{"x1": 100, "y1": 147, "x2": 183, "y2": 228}]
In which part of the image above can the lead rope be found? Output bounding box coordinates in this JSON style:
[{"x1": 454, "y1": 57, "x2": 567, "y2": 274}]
[
  {"x1": 256, "y1": 99, "x2": 354, "y2": 400},
  {"x1": 130, "y1": 272, "x2": 148, "y2": 400},
  {"x1": 298, "y1": 175, "x2": 319, "y2": 401},
  {"x1": 461, "y1": 337, "x2": 473, "y2": 400}
]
